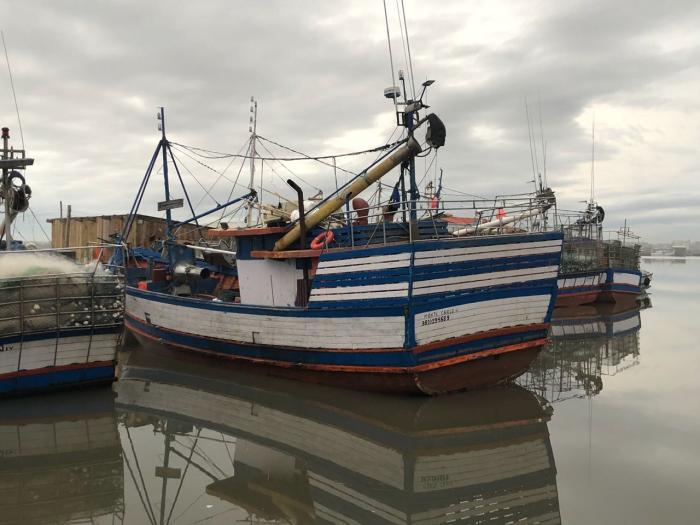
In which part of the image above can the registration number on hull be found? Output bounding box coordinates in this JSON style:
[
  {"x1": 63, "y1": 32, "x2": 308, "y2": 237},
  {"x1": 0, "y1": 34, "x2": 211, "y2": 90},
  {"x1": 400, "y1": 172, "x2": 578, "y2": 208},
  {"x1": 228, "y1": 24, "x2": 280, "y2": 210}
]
[{"x1": 420, "y1": 308, "x2": 455, "y2": 327}]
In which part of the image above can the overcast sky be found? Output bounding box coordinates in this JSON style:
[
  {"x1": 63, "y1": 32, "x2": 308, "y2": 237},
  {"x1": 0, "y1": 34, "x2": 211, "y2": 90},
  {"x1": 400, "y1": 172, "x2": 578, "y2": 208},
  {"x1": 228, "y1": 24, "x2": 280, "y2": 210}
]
[{"x1": 1, "y1": 0, "x2": 698, "y2": 243}]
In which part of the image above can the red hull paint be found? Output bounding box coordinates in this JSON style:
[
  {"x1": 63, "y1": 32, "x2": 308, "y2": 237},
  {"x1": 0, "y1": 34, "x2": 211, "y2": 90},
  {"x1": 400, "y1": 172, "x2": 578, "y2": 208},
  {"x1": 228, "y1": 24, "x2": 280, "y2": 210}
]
[
  {"x1": 597, "y1": 290, "x2": 640, "y2": 307},
  {"x1": 128, "y1": 325, "x2": 546, "y2": 395},
  {"x1": 555, "y1": 291, "x2": 599, "y2": 308}
]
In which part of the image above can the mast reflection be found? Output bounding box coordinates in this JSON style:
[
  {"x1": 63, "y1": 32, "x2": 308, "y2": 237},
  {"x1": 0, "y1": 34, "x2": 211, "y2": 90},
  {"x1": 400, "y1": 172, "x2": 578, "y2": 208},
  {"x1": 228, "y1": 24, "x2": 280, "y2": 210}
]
[{"x1": 115, "y1": 347, "x2": 561, "y2": 524}]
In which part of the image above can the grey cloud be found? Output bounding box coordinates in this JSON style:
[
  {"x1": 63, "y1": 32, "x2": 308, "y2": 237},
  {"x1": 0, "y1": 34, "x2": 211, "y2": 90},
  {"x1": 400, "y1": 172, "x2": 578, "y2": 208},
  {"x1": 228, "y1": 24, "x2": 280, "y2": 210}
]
[{"x1": 1, "y1": 0, "x2": 699, "y2": 242}]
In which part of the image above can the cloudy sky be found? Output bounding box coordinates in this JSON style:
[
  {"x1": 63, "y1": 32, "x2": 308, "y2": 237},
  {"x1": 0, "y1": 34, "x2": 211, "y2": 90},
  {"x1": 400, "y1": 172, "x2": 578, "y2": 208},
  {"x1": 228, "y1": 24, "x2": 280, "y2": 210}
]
[{"x1": 1, "y1": 0, "x2": 698, "y2": 243}]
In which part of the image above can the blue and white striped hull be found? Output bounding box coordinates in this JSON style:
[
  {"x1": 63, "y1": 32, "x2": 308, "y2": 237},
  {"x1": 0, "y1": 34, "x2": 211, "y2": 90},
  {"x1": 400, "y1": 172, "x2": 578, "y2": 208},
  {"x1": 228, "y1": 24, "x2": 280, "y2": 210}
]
[
  {"x1": 125, "y1": 232, "x2": 563, "y2": 394},
  {"x1": 556, "y1": 268, "x2": 642, "y2": 307},
  {"x1": 0, "y1": 327, "x2": 121, "y2": 396}
]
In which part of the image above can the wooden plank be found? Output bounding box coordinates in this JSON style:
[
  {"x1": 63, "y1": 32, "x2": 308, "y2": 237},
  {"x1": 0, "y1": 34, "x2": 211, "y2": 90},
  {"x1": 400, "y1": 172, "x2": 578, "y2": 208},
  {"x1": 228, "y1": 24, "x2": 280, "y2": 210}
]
[
  {"x1": 251, "y1": 249, "x2": 321, "y2": 259},
  {"x1": 209, "y1": 226, "x2": 289, "y2": 238}
]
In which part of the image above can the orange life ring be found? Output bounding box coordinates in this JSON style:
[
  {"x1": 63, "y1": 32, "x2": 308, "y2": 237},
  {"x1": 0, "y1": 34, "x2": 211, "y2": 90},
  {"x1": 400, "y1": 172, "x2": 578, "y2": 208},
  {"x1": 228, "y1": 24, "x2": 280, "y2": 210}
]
[{"x1": 310, "y1": 230, "x2": 334, "y2": 250}]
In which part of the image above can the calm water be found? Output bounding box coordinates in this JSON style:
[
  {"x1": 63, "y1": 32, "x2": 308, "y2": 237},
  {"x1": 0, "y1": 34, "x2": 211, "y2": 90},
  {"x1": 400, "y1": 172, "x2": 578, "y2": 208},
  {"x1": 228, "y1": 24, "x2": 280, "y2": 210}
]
[{"x1": 1, "y1": 257, "x2": 698, "y2": 524}]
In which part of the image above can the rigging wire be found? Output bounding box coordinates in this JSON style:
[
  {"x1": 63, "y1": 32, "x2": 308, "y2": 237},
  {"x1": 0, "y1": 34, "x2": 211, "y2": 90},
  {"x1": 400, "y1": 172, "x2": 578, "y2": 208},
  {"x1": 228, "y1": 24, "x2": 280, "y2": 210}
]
[
  {"x1": 382, "y1": 0, "x2": 398, "y2": 110},
  {"x1": 1, "y1": 30, "x2": 25, "y2": 149},
  {"x1": 170, "y1": 142, "x2": 250, "y2": 213},
  {"x1": 256, "y1": 138, "x2": 323, "y2": 193},
  {"x1": 170, "y1": 138, "x2": 399, "y2": 163},
  {"x1": 28, "y1": 207, "x2": 51, "y2": 242},
  {"x1": 394, "y1": 0, "x2": 412, "y2": 98},
  {"x1": 169, "y1": 150, "x2": 221, "y2": 206},
  {"x1": 440, "y1": 185, "x2": 488, "y2": 200},
  {"x1": 399, "y1": 0, "x2": 417, "y2": 99}
]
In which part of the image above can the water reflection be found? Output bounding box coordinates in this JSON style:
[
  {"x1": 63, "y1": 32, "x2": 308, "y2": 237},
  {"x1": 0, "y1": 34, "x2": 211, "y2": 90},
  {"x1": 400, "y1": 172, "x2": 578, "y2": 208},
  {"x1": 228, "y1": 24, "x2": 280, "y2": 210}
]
[
  {"x1": 519, "y1": 302, "x2": 648, "y2": 403},
  {"x1": 0, "y1": 390, "x2": 123, "y2": 524},
  {"x1": 0, "y1": 300, "x2": 652, "y2": 524},
  {"x1": 115, "y1": 348, "x2": 561, "y2": 524}
]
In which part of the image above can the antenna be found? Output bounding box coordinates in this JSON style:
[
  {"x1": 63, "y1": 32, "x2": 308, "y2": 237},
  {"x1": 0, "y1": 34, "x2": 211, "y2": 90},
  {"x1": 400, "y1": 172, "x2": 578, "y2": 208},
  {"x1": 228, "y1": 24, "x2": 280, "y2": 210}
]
[
  {"x1": 525, "y1": 98, "x2": 538, "y2": 192},
  {"x1": 1, "y1": 31, "x2": 25, "y2": 149},
  {"x1": 538, "y1": 96, "x2": 547, "y2": 187},
  {"x1": 590, "y1": 115, "x2": 595, "y2": 204},
  {"x1": 246, "y1": 97, "x2": 258, "y2": 226}
]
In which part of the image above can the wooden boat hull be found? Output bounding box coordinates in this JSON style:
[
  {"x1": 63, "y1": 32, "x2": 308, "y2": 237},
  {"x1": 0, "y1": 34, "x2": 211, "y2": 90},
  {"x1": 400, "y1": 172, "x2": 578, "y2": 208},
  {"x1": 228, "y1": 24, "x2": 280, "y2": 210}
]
[
  {"x1": 127, "y1": 318, "x2": 545, "y2": 394},
  {"x1": 556, "y1": 268, "x2": 642, "y2": 307},
  {"x1": 125, "y1": 232, "x2": 563, "y2": 395},
  {"x1": 0, "y1": 272, "x2": 124, "y2": 397}
]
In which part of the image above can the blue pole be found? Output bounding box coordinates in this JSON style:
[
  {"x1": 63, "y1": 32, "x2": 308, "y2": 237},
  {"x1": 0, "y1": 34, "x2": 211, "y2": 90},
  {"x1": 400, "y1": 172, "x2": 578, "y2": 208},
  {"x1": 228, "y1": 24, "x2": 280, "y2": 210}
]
[
  {"x1": 121, "y1": 141, "x2": 161, "y2": 240},
  {"x1": 159, "y1": 107, "x2": 174, "y2": 264},
  {"x1": 406, "y1": 110, "x2": 418, "y2": 240}
]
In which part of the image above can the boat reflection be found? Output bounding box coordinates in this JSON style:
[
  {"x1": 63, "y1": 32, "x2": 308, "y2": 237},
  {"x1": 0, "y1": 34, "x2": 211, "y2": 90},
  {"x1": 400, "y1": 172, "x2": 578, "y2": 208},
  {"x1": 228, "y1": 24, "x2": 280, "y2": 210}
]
[
  {"x1": 519, "y1": 302, "x2": 649, "y2": 402},
  {"x1": 115, "y1": 348, "x2": 562, "y2": 524},
  {"x1": 0, "y1": 389, "x2": 123, "y2": 524}
]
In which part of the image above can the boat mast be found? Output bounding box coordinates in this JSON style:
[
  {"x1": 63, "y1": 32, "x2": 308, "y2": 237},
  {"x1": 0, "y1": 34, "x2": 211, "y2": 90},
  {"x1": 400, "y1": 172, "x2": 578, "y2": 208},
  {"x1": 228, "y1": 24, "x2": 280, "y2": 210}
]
[
  {"x1": 590, "y1": 116, "x2": 595, "y2": 206},
  {"x1": 397, "y1": 71, "x2": 419, "y2": 240},
  {"x1": 246, "y1": 96, "x2": 258, "y2": 226},
  {"x1": 158, "y1": 107, "x2": 174, "y2": 246},
  {"x1": 0, "y1": 127, "x2": 33, "y2": 250},
  {"x1": 1, "y1": 127, "x2": 11, "y2": 250}
]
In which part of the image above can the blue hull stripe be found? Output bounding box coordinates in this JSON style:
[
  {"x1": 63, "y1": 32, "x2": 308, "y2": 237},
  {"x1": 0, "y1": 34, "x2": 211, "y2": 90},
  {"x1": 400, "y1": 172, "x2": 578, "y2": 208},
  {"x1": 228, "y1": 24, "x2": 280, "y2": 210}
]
[
  {"x1": 313, "y1": 253, "x2": 560, "y2": 289},
  {"x1": 0, "y1": 365, "x2": 115, "y2": 395},
  {"x1": 317, "y1": 231, "x2": 563, "y2": 262}
]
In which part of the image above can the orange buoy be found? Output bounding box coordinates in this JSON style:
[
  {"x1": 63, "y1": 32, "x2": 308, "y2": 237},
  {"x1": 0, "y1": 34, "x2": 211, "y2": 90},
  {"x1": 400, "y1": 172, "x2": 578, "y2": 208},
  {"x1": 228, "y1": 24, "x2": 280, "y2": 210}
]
[{"x1": 310, "y1": 230, "x2": 334, "y2": 250}]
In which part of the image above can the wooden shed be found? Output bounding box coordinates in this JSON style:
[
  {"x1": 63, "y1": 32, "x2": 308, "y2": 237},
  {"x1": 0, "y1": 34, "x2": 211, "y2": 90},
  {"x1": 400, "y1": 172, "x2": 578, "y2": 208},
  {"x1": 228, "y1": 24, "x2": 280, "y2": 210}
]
[{"x1": 47, "y1": 214, "x2": 209, "y2": 258}]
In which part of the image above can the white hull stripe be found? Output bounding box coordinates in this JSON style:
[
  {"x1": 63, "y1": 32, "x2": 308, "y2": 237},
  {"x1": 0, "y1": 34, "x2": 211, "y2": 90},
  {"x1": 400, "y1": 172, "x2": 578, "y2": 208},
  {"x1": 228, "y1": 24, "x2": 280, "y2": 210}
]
[
  {"x1": 413, "y1": 268, "x2": 558, "y2": 297},
  {"x1": 316, "y1": 240, "x2": 562, "y2": 276},
  {"x1": 311, "y1": 266, "x2": 558, "y2": 302},
  {"x1": 126, "y1": 293, "x2": 405, "y2": 349},
  {"x1": 612, "y1": 272, "x2": 641, "y2": 286},
  {"x1": 415, "y1": 294, "x2": 551, "y2": 344},
  {"x1": 0, "y1": 333, "x2": 119, "y2": 375},
  {"x1": 415, "y1": 239, "x2": 562, "y2": 260},
  {"x1": 316, "y1": 252, "x2": 411, "y2": 273},
  {"x1": 415, "y1": 245, "x2": 561, "y2": 267}
]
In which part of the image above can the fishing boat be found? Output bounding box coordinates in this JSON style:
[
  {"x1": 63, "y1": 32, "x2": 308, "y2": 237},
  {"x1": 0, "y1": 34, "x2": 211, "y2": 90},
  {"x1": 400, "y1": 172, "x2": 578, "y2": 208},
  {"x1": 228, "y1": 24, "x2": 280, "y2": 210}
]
[
  {"x1": 555, "y1": 204, "x2": 644, "y2": 307},
  {"x1": 122, "y1": 86, "x2": 564, "y2": 394},
  {"x1": 115, "y1": 347, "x2": 561, "y2": 524},
  {"x1": 0, "y1": 127, "x2": 125, "y2": 396}
]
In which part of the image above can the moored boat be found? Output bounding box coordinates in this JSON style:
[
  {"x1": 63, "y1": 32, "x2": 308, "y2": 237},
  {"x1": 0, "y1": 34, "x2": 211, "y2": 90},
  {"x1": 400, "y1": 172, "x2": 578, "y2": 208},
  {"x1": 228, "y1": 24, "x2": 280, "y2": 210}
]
[
  {"x1": 0, "y1": 127, "x2": 125, "y2": 396},
  {"x1": 122, "y1": 93, "x2": 564, "y2": 394},
  {"x1": 555, "y1": 203, "x2": 644, "y2": 307}
]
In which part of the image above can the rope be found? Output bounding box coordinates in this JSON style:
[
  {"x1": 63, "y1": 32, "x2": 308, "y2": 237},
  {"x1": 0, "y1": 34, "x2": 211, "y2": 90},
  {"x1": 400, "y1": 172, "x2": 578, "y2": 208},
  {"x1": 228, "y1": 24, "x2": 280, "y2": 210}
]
[
  {"x1": 383, "y1": 0, "x2": 398, "y2": 110},
  {"x1": 256, "y1": 138, "x2": 323, "y2": 193},
  {"x1": 170, "y1": 137, "x2": 402, "y2": 163},
  {"x1": 28, "y1": 207, "x2": 51, "y2": 242}
]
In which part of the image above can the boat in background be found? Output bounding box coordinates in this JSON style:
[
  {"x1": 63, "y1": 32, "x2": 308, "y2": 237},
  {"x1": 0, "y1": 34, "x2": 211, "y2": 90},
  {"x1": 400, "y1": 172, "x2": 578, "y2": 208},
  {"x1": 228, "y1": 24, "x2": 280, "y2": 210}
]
[
  {"x1": 122, "y1": 88, "x2": 564, "y2": 394},
  {"x1": 115, "y1": 346, "x2": 561, "y2": 524},
  {"x1": 0, "y1": 127, "x2": 125, "y2": 396},
  {"x1": 554, "y1": 202, "x2": 644, "y2": 307}
]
